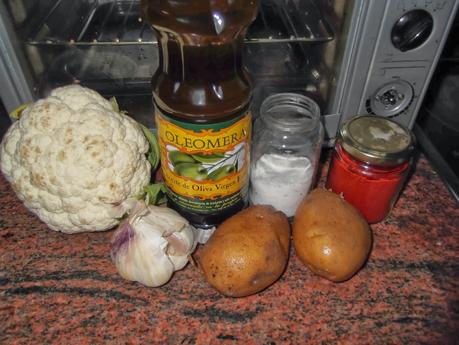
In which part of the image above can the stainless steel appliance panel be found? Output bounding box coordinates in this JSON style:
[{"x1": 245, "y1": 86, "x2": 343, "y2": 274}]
[{"x1": 340, "y1": 0, "x2": 458, "y2": 128}]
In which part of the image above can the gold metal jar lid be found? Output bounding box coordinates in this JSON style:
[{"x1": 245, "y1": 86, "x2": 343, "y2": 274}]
[{"x1": 339, "y1": 115, "x2": 415, "y2": 166}]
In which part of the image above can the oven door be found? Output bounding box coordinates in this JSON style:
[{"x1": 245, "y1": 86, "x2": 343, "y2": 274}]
[{"x1": 415, "y1": 13, "x2": 459, "y2": 201}]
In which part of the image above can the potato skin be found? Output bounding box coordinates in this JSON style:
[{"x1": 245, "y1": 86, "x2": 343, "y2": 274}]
[
  {"x1": 293, "y1": 189, "x2": 372, "y2": 282},
  {"x1": 197, "y1": 205, "x2": 290, "y2": 297}
]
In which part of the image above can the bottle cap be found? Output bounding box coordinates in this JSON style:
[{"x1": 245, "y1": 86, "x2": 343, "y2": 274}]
[{"x1": 339, "y1": 115, "x2": 415, "y2": 166}]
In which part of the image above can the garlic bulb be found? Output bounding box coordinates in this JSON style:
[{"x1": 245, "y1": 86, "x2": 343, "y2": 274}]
[{"x1": 110, "y1": 201, "x2": 196, "y2": 287}]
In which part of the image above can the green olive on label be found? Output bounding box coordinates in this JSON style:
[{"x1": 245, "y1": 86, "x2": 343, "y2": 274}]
[
  {"x1": 169, "y1": 151, "x2": 196, "y2": 165},
  {"x1": 208, "y1": 165, "x2": 236, "y2": 180},
  {"x1": 191, "y1": 153, "x2": 225, "y2": 164},
  {"x1": 174, "y1": 163, "x2": 208, "y2": 181}
]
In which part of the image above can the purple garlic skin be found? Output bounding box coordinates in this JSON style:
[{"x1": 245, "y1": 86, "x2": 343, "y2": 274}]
[{"x1": 111, "y1": 219, "x2": 136, "y2": 260}]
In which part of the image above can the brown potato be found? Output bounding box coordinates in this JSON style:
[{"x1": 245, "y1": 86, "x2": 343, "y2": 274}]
[
  {"x1": 293, "y1": 189, "x2": 372, "y2": 282},
  {"x1": 197, "y1": 205, "x2": 290, "y2": 297}
]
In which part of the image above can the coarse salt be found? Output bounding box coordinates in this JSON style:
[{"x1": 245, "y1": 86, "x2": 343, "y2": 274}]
[{"x1": 249, "y1": 153, "x2": 313, "y2": 217}]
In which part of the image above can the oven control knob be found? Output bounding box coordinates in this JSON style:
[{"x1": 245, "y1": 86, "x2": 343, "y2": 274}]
[
  {"x1": 391, "y1": 9, "x2": 433, "y2": 52},
  {"x1": 370, "y1": 80, "x2": 414, "y2": 117}
]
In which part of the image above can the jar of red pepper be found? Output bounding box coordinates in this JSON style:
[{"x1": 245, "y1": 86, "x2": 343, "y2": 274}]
[{"x1": 326, "y1": 115, "x2": 415, "y2": 223}]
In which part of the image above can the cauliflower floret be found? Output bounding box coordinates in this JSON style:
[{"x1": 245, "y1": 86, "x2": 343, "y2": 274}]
[
  {"x1": 0, "y1": 85, "x2": 151, "y2": 234},
  {"x1": 50, "y1": 84, "x2": 113, "y2": 112}
]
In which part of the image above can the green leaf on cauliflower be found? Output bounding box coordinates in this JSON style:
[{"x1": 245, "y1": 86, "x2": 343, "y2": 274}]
[
  {"x1": 140, "y1": 124, "x2": 160, "y2": 172},
  {"x1": 144, "y1": 183, "x2": 167, "y2": 205},
  {"x1": 109, "y1": 97, "x2": 120, "y2": 113},
  {"x1": 9, "y1": 103, "x2": 30, "y2": 120}
]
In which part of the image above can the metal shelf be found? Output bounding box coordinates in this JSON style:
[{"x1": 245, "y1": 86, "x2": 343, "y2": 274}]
[{"x1": 27, "y1": 0, "x2": 334, "y2": 46}]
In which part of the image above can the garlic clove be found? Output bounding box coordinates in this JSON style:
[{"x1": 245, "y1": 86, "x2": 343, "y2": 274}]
[
  {"x1": 167, "y1": 225, "x2": 196, "y2": 270},
  {"x1": 142, "y1": 206, "x2": 189, "y2": 237}
]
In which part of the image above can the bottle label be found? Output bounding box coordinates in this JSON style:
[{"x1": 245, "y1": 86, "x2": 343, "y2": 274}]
[{"x1": 156, "y1": 110, "x2": 251, "y2": 214}]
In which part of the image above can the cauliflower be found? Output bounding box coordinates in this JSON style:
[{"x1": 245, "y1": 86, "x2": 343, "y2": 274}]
[{"x1": 0, "y1": 85, "x2": 152, "y2": 233}]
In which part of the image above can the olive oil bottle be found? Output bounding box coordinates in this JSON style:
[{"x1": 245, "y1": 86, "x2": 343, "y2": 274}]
[{"x1": 142, "y1": 0, "x2": 258, "y2": 228}]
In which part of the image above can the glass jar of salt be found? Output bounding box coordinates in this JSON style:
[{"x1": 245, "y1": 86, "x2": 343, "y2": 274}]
[{"x1": 249, "y1": 93, "x2": 323, "y2": 217}]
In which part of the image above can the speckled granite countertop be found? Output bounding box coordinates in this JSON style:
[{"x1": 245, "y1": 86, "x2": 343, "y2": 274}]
[{"x1": 0, "y1": 155, "x2": 458, "y2": 344}]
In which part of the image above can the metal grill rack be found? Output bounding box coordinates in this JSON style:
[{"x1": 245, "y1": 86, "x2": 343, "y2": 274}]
[
  {"x1": 22, "y1": 0, "x2": 335, "y2": 128},
  {"x1": 27, "y1": 0, "x2": 334, "y2": 45}
]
